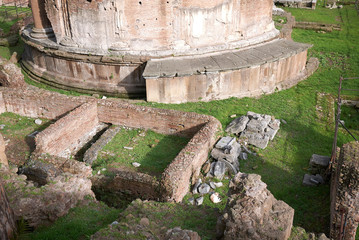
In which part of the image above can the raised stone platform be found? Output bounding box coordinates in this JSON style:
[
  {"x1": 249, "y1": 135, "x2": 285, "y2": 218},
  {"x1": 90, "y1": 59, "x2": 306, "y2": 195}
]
[{"x1": 144, "y1": 39, "x2": 312, "y2": 103}]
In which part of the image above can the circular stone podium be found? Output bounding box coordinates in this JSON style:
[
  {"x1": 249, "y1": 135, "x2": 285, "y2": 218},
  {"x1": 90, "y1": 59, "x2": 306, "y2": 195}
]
[
  {"x1": 22, "y1": 0, "x2": 312, "y2": 102},
  {"x1": 22, "y1": 0, "x2": 277, "y2": 96}
]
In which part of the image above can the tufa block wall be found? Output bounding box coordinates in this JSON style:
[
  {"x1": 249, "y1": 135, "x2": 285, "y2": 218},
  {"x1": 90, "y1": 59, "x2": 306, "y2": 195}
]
[{"x1": 35, "y1": 101, "x2": 99, "y2": 157}]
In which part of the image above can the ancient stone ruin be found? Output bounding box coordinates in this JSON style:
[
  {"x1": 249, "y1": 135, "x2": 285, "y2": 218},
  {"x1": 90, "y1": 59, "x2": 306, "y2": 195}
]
[
  {"x1": 216, "y1": 172, "x2": 294, "y2": 240},
  {"x1": 330, "y1": 141, "x2": 359, "y2": 240},
  {"x1": 21, "y1": 0, "x2": 316, "y2": 103}
]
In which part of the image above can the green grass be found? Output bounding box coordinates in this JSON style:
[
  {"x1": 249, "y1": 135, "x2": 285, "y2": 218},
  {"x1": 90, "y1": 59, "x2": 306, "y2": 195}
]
[
  {"x1": 93, "y1": 128, "x2": 190, "y2": 177},
  {"x1": 27, "y1": 200, "x2": 120, "y2": 240}
]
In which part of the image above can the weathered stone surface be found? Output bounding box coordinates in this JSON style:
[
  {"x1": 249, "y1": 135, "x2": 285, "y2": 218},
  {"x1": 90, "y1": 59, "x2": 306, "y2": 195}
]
[
  {"x1": 215, "y1": 137, "x2": 236, "y2": 150},
  {"x1": 0, "y1": 154, "x2": 94, "y2": 227},
  {"x1": 0, "y1": 133, "x2": 8, "y2": 167},
  {"x1": 145, "y1": 39, "x2": 313, "y2": 104},
  {"x1": 165, "y1": 227, "x2": 201, "y2": 240},
  {"x1": 192, "y1": 179, "x2": 202, "y2": 194},
  {"x1": 217, "y1": 173, "x2": 294, "y2": 240},
  {"x1": 225, "y1": 116, "x2": 249, "y2": 134},
  {"x1": 241, "y1": 131, "x2": 270, "y2": 149},
  {"x1": 213, "y1": 162, "x2": 227, "y2": 180},
  {"x1": 198, "y1": 183, "x2": 211, "y2": 194},
  {"x1": 0, "y1": 182, "x2": 16, "y2": 240},
  {"x1": 0, "y1": 56, "x2": 26, "y2": 88},
  {"x1": 309, "y1": 154, "x2": 330, "y2": 168},
  {"x1": 195, "y1": 196, "x2": 204, "y2": 206},
  {"x1": 211, "y1": 140, "x2": 241, "y2": 164},
  {"x1": 302, "y1": 174, "x2": 324, "y2": 186}
]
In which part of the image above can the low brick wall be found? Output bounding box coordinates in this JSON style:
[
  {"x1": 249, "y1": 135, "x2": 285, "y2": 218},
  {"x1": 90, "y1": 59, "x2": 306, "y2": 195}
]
[
  {"x1": 0, "y1": 87, "x2": 88, "y2": 119},
  {"x1": 97, "y1": 99, "x2": 215, "y2": 138},
  {"x1": 0, "y1": 182, "x2": 16, "y2": 240},
  {"x1": 161, "y1": 119, "x2": 221, "y2": 202},
  {"x1": 330, "y1": 142, "x2": 359, "y2": 240},
  {"x1": 35, "y1": 101, "x2": 99, "y2": 157}
]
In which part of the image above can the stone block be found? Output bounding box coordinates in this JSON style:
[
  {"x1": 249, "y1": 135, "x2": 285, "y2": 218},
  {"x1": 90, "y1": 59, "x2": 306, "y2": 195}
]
[
  {"x1": 309, "y1": 154, "x2": 330, "y2": 168},
  {"x1": 225, "y1": 116, "x2": 249, "y2": 134},
  {"x1": 215, "y1": 136, "x2": 236, "y2": 150},
  {"x1": 241, "y1": 132, "x2": 270, "y2": 149}
]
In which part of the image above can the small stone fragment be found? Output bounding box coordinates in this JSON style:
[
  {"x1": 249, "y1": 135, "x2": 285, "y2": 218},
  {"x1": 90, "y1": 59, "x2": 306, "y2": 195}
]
[
  {"x1": 281, "y1": 119, "x2": 287, "y2": 124},
  {"x1": 124, "y1": 146, "x2": 133, "y2": 150},
  {"x1": 202, "y1": 161, "x2": 211, "y2": 174},
  {"x1": 111, "y1": 221, "x2": 119, "y2": 226},
  {"x1": 34, "y1": 119, "x2": 42, "y2": 125},
  {"x1": 0, "y1": 124, "x2": 5, "y2": 129},
  {"x1": 214, "y1": 182, "x2": 223, "y2": 188},
  {"x1": 198, "y1": 183, "x2": 211, "y2": 194},
  {"x1": 132, "y1": 162, "x2": 141, "y2": 168},
  {"x1": 102, "y1": 96, "x2": 107, "y2": 99},
  {"x1": 188, "y1": 198, "x2": 194, "y2": 205},
  {"x1": 210, "y1": 182, "x2": 216, "y2": 189},
  {"x1": 240, "y1": 152, "x2": 248, "y2": 160},
  {"x1": 195, "y1": 196, "x2": 203, "y2": 205},
  {"x1": 192, "y1": 179, "x2": 202, "y2": 194},
  {"x1": 210, "y1": 192, "x2": 222, "y2": 203},
  {"x1": 230, "y1": 114, "x2": 237, "y2": 118}
]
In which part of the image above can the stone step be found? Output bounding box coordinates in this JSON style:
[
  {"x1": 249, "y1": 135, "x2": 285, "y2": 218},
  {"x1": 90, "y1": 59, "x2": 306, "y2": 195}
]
[{"x1": 143, "y1": 39, "x2": 311, "y2": 79}]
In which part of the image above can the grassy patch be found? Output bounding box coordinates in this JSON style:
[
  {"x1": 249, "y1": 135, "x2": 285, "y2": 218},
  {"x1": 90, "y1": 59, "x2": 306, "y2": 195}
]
[
  {"x1": 93, "y1": 128, "x2": 190, "y2": 177},
  {"x1": 27, "y1": 200, "x2": 120, "y2": 240}
]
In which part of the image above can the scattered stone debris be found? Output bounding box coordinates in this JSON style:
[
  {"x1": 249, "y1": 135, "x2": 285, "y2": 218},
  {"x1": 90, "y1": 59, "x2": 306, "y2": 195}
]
[
  {"x1": 226, "y1": 111, "x2": 280, "y2": 149},
  {"x1": 217, "y1": 172, "x2": 294, "y2": 240},
  {"x1": 0, "y1": 124, "x2": 5, "y2": 130}
]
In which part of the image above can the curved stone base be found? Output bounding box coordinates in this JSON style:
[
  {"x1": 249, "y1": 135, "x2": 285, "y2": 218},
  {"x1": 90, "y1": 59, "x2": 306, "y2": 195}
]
[
  {"x1": 144, "y1": 39, "x2": 315, "y2": 103},
  {"x1": 21, "y1": 31, "x2": 147, "y2": 98}
]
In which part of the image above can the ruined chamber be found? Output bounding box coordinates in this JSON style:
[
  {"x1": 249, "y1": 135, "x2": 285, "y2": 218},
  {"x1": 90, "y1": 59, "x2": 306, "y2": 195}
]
[{"x1": 22, "y1": 0, "x2": 313, "y2": 102}]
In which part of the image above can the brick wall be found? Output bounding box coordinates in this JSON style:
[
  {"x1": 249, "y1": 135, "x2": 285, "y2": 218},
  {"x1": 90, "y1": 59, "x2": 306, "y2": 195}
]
[
  {"x1": 161, "y1": 119, "x2": 221, "y2": 202},
  {"x1": 35, "y1": 101, "x2": 99, "y2": 157},
  {"x1": 0, "y1": 182, "x2": 16, "y2": 240},
  {"x1": 0, "y1": 86, "x2": 221, "y2": 202},
  {"x1": 330, "y1": 142, "x2": 359, "y2": 240}
]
